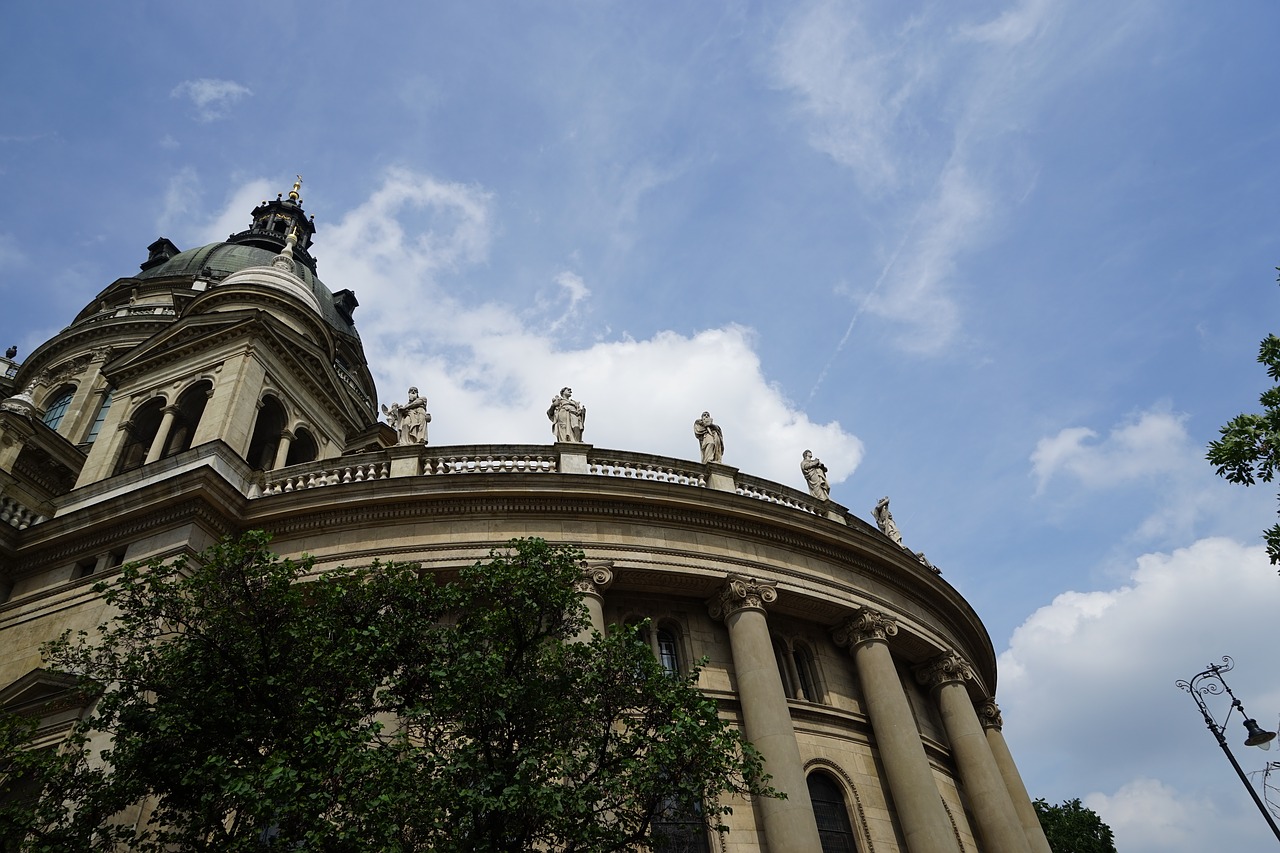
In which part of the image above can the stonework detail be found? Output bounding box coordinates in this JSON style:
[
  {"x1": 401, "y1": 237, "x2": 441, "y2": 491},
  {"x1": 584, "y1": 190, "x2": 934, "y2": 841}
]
[
  {"x1": 915, "y1": 651, "x2": 976, "y2": 691},
  {"x1": 831, "y1": 607, "x2": 899, "y2": 648},
  {"x1": 694, "y1": 411, "x2": 724, "y2": 464},
  {"x1": 574, "y1": 560, "x2": 615, "y2": 597},
  {"x1": 977, "y1": 699, "x2": 1004, "y2": 731},
  {"x1": 706, "y1": 574, "x2": 778, "y2": 621},
  {"x1": 547, "y1": 386, "x2": 586, "y2": 443},
  {"x1": 873, "y1": 496, "x2": 903, "y2": 545},
  {"x1": 800, "y1": 450, "x2": 829, "y2": 501}
]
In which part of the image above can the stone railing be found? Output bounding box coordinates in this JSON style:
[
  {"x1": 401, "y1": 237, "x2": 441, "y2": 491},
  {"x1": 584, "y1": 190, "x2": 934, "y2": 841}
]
[
  {"x1": 734, "y1": 473, "x2": 824, "y2": 516},
  {"x1": 1, "y1": 493, "x2": 45, "y2": 529},
  {"x1": 424, "y1": 446, "x2": 557, "y2": 475},
  {"x1": 254, "y1": 443, "x2": 846, "y2": 525},
  {"x1": 586, "y1": 449, "x2": 705, "y2": 486},
  {"x1": 261, "y1": 456, "x2": 392, "y2": 495}
]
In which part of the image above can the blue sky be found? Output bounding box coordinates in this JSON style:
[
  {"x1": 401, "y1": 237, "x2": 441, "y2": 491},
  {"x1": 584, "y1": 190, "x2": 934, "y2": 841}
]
[{"x1": 6, "y1": 2, "x2": 1280, "y2": 848}]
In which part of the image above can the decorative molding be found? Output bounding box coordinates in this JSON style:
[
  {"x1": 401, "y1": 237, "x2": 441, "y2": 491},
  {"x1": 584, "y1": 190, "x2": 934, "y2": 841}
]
[
  {"x1": 939, "y1": 797, "x2": 967, "y2": 852},
  {"x1": 831, "y1": 607, "x2": 899, "y2": 649},
  {"x1": 914, "y1": 651, "x2": 976, "y2": 692},
  {"x1": 976, "y1": 699, "x2": 1003, "y2": 731},
  {"x1": 706, "y1": 574, "x2": 777, "y2": 621},
  {"x1": 574, "y1": 560, "x2": 614, "y2": 597}
]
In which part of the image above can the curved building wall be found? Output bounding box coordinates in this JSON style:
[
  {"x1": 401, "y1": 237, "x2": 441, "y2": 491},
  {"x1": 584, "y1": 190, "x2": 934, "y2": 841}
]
[{"x1": 0, "y1": 439, "x2": 1048, "y2": 853}]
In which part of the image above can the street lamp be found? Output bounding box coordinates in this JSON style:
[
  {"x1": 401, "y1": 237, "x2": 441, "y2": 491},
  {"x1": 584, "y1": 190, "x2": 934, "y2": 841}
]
[{"x1": 1176, "y1": 656, "x2": 1280, "y2": 843}]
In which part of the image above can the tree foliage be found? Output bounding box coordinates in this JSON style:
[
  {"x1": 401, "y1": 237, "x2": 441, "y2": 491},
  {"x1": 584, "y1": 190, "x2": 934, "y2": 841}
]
[
  {"x1": 1033, "y1": 798, "x2": 1116, "y2": 853},
  {"x1": 0, "y1": 533, "x2": 774, "y2": 852},
  {"x1": 1207, "y1": 322, "x2": 1280, "y2": 565}
]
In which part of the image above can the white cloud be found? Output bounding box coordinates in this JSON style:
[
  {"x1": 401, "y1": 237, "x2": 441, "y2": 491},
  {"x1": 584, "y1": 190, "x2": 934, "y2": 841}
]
[
  {"x1": 1031, "y1": 407, "x2": 1191, "y2": 492},
  {"x1": 171, "y1": 78, "x2": 253, "y2": 122},
  {"x1": 999, "y1": 537, "x2": 1280, "y2": 853},
  {"x1": 310, "y1": 168, "x2": 866, "y2": 490}
]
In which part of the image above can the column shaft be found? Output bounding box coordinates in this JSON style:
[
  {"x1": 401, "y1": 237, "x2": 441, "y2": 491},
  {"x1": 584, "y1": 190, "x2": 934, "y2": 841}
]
[
  {"x1": 711, "y1": 577, "x2": 822, "y2": 853},
  {"x1": 572, "y1": 562, "x2": 612, "y2": 643},
  {"x1": 272, "y1": 430, "x2": 294, "y2": 471},
  {"x1": 850, "y1": 639, "x2": 957, "y2": 853},
  {"x1": 982, "y1": 711, "x2": 1052, "y2": 853},
  {"x1": 923, "y1": 658, "x2": 1030, "y2": 853},
  {"x1": 144, "y1": 407, "x2": 178, "y2": 464}
]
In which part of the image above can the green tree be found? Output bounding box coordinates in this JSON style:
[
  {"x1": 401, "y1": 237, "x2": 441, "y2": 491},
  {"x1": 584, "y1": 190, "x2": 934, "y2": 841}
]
[
  {"x1": 1, "y1": 533, "x2": 774, "y2": 852},
  {"x1": 1033, "y1": 798, "x2": 1117, "y2": 853},
  {"x1": 1208, "y1": 319, "x2": 1280, "y2": 565}
]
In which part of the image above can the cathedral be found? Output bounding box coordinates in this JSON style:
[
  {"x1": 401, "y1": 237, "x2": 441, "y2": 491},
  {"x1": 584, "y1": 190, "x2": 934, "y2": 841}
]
[{"x1": 0, "y1": 181, "x2": 1051, "y2": 853}]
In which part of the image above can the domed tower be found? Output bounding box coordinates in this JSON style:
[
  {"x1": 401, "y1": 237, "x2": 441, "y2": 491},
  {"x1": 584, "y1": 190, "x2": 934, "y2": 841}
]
[{"x1": 1, "y1": 179, "x2": 383, "y2": 506}]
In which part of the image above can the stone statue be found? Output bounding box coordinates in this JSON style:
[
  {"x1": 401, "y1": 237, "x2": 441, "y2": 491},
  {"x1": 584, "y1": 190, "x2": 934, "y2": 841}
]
[
  {"x1": 382, "y1": 386, "x2": 431, "y2": 446},
  {"x1": 547, "y1": 386, "x2": 586, "y2": 442},
  {"x1": 694, "y1": 411, "x2": 723, "y2": 464},
  {"x1": 873, "y1": 496, "x2": 903, "y2": 545},
  {"x1": 800, "y1": 450, "x2": 830, "y2": 501},
  {"x1": 4, "y1": 345, "x2": 15, "y2": 359}
]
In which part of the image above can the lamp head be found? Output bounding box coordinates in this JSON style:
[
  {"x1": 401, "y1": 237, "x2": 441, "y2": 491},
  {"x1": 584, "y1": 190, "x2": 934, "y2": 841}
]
[{"x1": 1243, "y1": 718, "x2": 1276, "y2": 749}]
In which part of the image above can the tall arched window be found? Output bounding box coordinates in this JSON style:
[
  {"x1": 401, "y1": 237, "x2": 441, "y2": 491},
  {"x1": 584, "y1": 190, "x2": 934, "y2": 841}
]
[
  {"x1": 41, "y1": 386, "x2": 75, "y2": 430},
  {"x1": 163, "y1": 381, "x2": 211, "y2": 457},
  {"x1": 793, "y1": 643, "x2": 821, "y2": 702},
  {"x1": 808, "y1": 772, "x2": 858, "y2": 853},
  {"x1": 656, "y1": 627, "x2": 681, "y2": 677},
  {"x1": 84, "y1": 390, "x2": 113, "y2": 444},
  {"x1": 285, "y1": 427, "x2": 318, "y2": 466},
  {"x1": 652, "y1": 794, "x2": 709, "y2": 853},
  {"x1": 114, "y1": 398, "x2": 166, "y2": 475},
  {"x1": 773, "y1": 637, "x2": 796, "y2": 699},
  {"x1": 246, "y1": 396, "x2": 288, "y2": 470}
]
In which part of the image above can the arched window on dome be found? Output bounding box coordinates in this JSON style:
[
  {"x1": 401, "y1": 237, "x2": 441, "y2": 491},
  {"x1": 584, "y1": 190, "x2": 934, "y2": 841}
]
[
  {"x1": 114, "y1": 398, "x2": 166, "y2": 475},
  {"x1": 84, "y1": 390, "x2": 113, "y2": 444},
  {"x1": 808, "y1": 771, "x2": 858, "y2": 853},
  {"x1": 41, "y1": 386, "x2": 75, "y2": 431},
  {"x1": 162, "y1": 381, "x2": 211, "y2": 457},
  {"x1": 285, "y1": 427, "x2": 318, "y2": 466},
  {"x1": 246, "y1": 396, "x2": 288, "y2": 470}
]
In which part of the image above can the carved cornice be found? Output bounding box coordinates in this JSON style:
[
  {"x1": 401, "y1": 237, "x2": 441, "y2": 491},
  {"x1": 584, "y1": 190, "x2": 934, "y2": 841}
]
[
  {"x1": 977, "y1": 699, "x2": 1003, "y2": 731},
  {"x1": 575, "y1": 560, "x2": 614, "y2": 597},
  {"x1": 831, "y1": 607, "x2": 898, "y2": 649},
  {"x1": 914, "y1": 651, "x2": 975, "y2": 692},
  {"x1": 706, "y1": 574, "x2": 777, "y2": 621}
]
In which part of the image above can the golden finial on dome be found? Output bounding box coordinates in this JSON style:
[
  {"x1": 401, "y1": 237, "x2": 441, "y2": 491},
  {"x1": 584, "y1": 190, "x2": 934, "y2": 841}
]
[{"x1": 288, "y1": 175, "x2": 303, "y2": 201}]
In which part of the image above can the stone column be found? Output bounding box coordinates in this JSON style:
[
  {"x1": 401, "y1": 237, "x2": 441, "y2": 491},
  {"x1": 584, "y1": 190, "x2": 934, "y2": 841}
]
[
  {"x1": 833, "y1": 609, "x2": 955, "y2": 853},
  {"x1": 572, "y1": 561, "x2": 613, "y2": 642},
  {"x1": 979, "y1": 701, "x2": 1053, "y2": 853},
  {"x1": 708, "y1": 575, "x2": 823, "y2": 853},
  {"x1": 271, "y1": 429, "x2": 295, "y2": 471},
  {"x1": 144, "y1": 406, "x2": 179, "y2": 464},
  {"x1": 916, "y1": 654, "x2": 1030, "y2": 853}
]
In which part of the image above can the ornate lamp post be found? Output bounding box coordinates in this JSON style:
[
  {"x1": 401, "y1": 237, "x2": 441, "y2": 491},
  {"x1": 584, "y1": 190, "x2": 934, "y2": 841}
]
[{"x1": 1177, "y1": 656, "x2": 1280, "y2": 842}]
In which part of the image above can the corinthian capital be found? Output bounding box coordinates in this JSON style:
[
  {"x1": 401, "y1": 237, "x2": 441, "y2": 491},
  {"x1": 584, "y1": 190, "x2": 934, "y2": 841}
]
[
  {"x1": 976, "y1": 699, "x2": 1004, "y2": 731},
  {"x1": 574, "y1": 560, "x2": 615, "y2": 597},
  {"x1": 915, "y1": 651, "x2": 975, "y2": 691},
  {"x1": 831, "y1": 607, "x2": 898, "y2": 649},
  {"x1": 707, "y1": 574, "x2": 778, "y2": 621}
]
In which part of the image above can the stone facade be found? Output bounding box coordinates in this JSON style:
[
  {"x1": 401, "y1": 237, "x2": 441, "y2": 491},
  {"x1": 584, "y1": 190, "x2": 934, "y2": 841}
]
[{"x1": 0, "y1": 190, "x2": 1049, "y2": 853}]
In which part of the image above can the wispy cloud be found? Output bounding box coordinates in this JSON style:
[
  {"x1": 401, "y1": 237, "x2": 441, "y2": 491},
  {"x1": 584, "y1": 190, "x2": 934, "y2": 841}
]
[
  {"x1": 171, "y1": 78, "x2": 253, "y2": 122},
  {"x1": 776, "y1": 0, "x2": 1139, "y2": 366}
]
